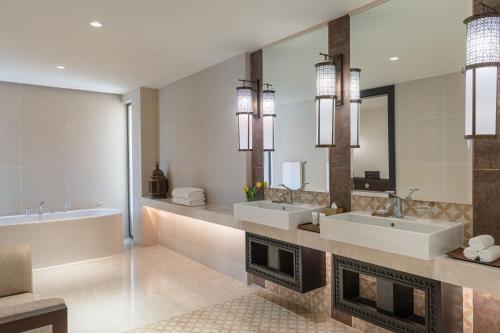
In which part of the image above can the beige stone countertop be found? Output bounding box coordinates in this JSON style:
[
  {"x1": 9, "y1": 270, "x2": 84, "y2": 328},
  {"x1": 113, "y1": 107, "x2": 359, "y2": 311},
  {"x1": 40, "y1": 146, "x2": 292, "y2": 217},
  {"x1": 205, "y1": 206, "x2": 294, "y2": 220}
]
[{"x1": 142, "y1": 197, "x2": 500, "y2": 296}]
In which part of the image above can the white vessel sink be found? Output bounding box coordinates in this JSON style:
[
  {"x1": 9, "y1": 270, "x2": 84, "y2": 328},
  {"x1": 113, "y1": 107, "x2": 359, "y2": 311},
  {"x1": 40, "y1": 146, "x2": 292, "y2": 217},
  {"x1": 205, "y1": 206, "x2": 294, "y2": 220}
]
[
  {"x1": 320, "y1": 211, "x2": 463, "y2": 260},
  {"x1": 233, "y1": 200, "x2": 323, "y2": 230}
]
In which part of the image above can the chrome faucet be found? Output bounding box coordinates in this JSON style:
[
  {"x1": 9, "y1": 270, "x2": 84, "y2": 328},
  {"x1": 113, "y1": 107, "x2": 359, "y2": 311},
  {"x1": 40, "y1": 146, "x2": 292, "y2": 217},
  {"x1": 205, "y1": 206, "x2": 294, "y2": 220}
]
[
  {"x1": 64, "y1": 199, "x2": 70, "y2": 212},
  {"x1": 38, "y1": 201, "x2": 45, "y2": 216},
  {"x1": 385, "y1": 188, "x2": 419, "y2": 218},
  {"x1": 278, "y1": 183, "x2": 309, "y2": 204}
]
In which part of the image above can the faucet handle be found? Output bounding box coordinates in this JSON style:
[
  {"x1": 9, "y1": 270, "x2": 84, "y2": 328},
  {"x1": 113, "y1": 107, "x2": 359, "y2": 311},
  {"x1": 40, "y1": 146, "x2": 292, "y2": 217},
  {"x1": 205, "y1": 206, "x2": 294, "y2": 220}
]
[
  {"x1": 298, "y1": 182, "x2": 309, "y2": 191},
  {"x1": 279, "y1": 184, "x2": 292, "y2": 191},
  {"x1": 385, "y1": 190, "x2": 398, "y2": 198}
]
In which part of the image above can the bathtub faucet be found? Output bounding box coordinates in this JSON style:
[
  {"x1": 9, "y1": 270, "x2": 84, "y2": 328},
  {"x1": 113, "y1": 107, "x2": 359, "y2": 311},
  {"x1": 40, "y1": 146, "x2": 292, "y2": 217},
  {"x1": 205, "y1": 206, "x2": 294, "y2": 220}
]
[{"x1": 38, "y1": 201, "x2": 45, "y2": 215}]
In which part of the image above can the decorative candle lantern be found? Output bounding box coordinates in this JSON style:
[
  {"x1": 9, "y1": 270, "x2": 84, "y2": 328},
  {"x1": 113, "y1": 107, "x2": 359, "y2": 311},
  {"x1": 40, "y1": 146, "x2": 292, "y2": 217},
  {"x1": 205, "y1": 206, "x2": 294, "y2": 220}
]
[
  {"x1": 263, "y1": 84, "x2": 276, "y2": 151},
  {"x1": 464, "y1": 12, "x2": 500, "y2": 138},
  {"x1": 315, "y1": 54, "x2": 336, "y2": 147},
  {"x1": 149, "y1": 163, "x2": 168, "y2": 198},
  {"x1": 350, "y1": 68, "x2": 361, "y2": 148}
]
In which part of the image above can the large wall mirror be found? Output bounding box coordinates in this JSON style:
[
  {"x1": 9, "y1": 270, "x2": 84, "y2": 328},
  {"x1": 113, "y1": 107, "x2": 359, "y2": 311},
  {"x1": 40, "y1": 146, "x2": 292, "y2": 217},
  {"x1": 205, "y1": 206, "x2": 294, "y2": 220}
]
[
  {"x1": 351, "y1": 0, "x2": 472, "y2": 204},
  {"x1": 262, "y1": 27, "x2": 329, "y2": 193}
]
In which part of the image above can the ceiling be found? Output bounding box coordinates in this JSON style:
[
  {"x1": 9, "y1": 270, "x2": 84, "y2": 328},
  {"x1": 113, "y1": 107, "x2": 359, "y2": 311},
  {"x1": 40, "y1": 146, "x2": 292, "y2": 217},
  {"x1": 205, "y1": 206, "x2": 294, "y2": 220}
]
[
  {"x1": 263, "y1": 0, "x2": 471, "y2": 103},
  {"x1": 0, "y1": 0, "x2": 372, "y2": 94},
  {"x1": 351, "y1": 0, "x2": 471, "y2": 89}
]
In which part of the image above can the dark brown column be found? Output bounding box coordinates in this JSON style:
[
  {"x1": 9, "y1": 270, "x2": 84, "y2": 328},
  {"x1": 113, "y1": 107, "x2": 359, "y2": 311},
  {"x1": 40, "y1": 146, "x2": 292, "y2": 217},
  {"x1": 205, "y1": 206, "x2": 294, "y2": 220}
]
[
  {"x1": 472, "y1": 1, "x2": 500, "y2": 332},
  {"x1": 250, "y1": 50, "x2": 264, "y2": 200},
  {"x1": 328, "y1": 15, "x2": 351, "y2": 211},
  {"x1": 329, "y1": 16, "x2": 352, "y2": 326},
  {"x1": 441, "y1": 283, "x2": 463, "y2": 333},
  {"x1": 472, "y1": 1, "x2": 500, "y2": 241}
]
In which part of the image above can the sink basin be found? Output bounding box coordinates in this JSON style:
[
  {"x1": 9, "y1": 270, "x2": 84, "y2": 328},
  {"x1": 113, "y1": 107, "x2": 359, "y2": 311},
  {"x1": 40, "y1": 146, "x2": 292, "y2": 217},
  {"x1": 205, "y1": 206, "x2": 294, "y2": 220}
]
[
  {"x1": 233, "y1": 200, "x2": 323, "y2": 230},
  {"x1": 320, "y1": 211, "x2": 463, "y2": 259}
]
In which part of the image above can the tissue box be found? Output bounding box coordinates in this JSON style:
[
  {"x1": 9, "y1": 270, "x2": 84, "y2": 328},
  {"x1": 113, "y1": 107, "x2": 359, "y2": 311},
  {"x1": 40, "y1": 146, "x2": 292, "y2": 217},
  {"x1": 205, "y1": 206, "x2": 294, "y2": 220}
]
[{"x1": 322, "y1": 208, "x2": 344, "y2": 216}]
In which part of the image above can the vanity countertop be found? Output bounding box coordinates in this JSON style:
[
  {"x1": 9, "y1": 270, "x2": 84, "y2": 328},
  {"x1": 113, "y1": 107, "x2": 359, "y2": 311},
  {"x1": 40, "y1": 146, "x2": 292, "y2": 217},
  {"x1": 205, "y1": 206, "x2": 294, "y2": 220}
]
[{"x1": 142, "y1": 197, "x2": 500, "y2": 296}]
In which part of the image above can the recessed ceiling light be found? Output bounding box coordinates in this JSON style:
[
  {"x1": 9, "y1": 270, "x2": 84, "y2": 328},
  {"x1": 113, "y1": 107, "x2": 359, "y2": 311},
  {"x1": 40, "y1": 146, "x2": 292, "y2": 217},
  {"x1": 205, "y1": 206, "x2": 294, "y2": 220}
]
[
  {"x1": 89, "y1": 21, "x2": 103, "y2": 28},
  {"x1": 390, "y1": 57, "x2": 400, "y2": 61},
  {"x1": 56, "y1": 65, "x2": 65, "y2": 70}
]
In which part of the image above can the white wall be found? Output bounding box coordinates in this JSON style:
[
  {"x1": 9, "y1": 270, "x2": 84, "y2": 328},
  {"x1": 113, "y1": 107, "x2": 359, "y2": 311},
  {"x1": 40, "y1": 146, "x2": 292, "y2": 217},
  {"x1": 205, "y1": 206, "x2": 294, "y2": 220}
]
[
  {"x1": 0, "y1": 82, "x2": 129, "y2": 235},
  {"x1": 158, "y1": 54, "x2": 248, "y2": 208}
]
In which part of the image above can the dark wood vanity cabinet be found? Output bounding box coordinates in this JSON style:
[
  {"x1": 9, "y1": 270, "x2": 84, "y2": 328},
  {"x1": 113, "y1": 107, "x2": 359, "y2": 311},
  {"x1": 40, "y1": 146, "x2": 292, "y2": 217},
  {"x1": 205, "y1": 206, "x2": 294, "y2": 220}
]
[
  {"x1": 245, "y1": 233, "x2": 325, "y2": 293},
  {"x1": 333, "y1": 255, "x2": 442, "y2": 333}
]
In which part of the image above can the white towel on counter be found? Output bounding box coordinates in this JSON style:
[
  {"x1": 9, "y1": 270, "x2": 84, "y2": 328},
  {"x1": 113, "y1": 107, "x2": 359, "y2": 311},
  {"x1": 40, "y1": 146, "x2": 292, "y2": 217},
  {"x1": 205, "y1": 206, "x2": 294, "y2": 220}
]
[
  {"x1": 463, "y1": 247, "x2": 479, "y2": 260},
  {"x1": 172, "y1": 187, "x2": 204, "y2": 199},
  {"x1": 172, "y1": 197, "x2": 205, "y2": 207},
  {"x1": 479, "y1": 245, "x2": 500, "y2": 263},
  {"x1": 469, "y1": 235, "x2": 495, "y2": 251}
]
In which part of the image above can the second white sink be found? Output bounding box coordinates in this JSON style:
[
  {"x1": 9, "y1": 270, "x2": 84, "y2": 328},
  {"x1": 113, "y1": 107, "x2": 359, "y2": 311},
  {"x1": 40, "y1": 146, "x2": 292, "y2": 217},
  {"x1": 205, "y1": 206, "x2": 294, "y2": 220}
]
[
  {"x1": 233, "y1": 200, "x2": 323, "y2": 230},
  {"x1": 320, "y1": 211, "x2": 463, "y2": 259}
]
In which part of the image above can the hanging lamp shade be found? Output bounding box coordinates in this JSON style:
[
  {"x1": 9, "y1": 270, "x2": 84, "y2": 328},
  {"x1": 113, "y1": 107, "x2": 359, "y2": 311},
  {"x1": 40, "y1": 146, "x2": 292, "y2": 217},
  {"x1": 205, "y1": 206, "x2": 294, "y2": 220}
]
[
  {"x1": 350, "y1": 69, "x2": 361, "y2": 148},
  {"x1": 315, "y1": 59, "x2": 336, "y2": 147},
  {"x1": 262, "y1": 87, "x2": 276, "y2": 151},
  {"x1": 464, "y1": 13, "x2": 500, "y2": 138},
  {"x1": 236, "y1": 86, "x2": 253, "y2": 150}
]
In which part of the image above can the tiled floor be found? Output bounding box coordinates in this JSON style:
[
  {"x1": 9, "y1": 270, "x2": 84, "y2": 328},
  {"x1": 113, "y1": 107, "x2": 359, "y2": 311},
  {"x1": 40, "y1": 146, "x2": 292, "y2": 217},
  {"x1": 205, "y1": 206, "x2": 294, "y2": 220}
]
[{"x1": 33, "y1": 244, "x2": 355, "y2": 333}]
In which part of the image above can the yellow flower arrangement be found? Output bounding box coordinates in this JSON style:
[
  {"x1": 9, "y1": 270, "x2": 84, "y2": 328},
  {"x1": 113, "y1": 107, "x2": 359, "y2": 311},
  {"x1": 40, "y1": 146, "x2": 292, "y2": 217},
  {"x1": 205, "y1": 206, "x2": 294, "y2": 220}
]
[{"x1": 243, "y1": 181, "x2": 266, "y2": 201}]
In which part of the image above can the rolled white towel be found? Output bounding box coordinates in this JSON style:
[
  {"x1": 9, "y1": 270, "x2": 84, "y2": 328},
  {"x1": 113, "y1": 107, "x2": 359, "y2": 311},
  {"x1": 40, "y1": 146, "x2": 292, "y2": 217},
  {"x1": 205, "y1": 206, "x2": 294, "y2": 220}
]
[
  {"x1": 172, "y1": 197, "x2": 205, "y2": 207},
  {"x1": 172, "y1": 187, "x2": 204, "y2": 199},
  {"x1": 469, "y1": 235, "x2": 495, "y2": 251},
  {"x1": 463, "y1": 247, "x2": 479, "y2": 260},
  {"x1": 479, "y1": 245, "x2": 500, "y2": 263}
]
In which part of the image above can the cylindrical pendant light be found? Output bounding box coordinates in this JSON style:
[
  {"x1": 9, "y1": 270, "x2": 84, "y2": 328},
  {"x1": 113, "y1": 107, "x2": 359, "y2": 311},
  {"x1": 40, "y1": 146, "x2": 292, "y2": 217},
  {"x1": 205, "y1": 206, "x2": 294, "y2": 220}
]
[
  {"x1": 350, "y1": 68, "x2": 361, "y2": 148},
  {"x1": 315, "y1": 54, "x2": 336, "y2": 147},
  {"x1": 236, "y1": 85, "x2": 253, "y2": 151},
  {"x1": 464, "y1": 12, "x2": 500, "y2": 138},
  {"x1": 263, "y1": 85, "x2": 276, "y2": 151}
]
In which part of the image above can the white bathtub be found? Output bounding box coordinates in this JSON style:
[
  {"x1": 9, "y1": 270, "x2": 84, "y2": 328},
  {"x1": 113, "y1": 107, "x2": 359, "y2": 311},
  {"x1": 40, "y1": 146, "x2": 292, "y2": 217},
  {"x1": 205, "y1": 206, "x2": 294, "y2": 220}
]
[{"x1": 0, "y1": 209, "x2": 124, "y2": 268}]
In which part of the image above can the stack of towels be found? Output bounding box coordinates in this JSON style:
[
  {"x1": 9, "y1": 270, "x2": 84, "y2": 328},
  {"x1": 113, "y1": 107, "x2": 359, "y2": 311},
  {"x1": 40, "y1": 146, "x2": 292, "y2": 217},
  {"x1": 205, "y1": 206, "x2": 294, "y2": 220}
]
[
  {"x1": 464, "y1": 235, "x2": 500, "y2": 263},
  {"x1": 172, "y1": 187, "x2": 206, "y2": 207}
]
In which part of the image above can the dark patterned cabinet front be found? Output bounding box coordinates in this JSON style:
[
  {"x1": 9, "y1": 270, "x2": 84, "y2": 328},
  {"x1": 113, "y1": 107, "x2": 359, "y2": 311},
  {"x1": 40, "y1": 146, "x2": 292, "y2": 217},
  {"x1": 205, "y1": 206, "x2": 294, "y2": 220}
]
[
  {"x1": 333, "y1": 255, "x2": 442, "y2": 333},
  {"x1": 245, "y1": 233, "x2": 325, "y2": 293}
]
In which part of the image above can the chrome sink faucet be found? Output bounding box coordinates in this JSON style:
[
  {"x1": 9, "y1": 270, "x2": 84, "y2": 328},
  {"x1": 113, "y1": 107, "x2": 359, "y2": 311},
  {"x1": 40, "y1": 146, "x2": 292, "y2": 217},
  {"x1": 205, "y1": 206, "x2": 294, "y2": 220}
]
[
  {"x1": 38, "y1": 201, "x2": 45, "y2": 216},
  {"x1": 385, "y1": 188, "x2": 419, "y2": 218},
  {"x1": 279, "y1": 183, "x2": 309, "y2": 204}
]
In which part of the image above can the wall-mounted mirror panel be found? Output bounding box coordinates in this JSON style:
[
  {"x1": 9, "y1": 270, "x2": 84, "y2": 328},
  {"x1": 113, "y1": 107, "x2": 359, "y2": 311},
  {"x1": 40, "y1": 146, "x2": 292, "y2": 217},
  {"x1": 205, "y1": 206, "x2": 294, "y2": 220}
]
[
  {"x1": 263, "y1": 27, "x2": 329, "y2": 192},
  {"x1": 351, "y1": 0, "x2": 472, "y2": 204}
]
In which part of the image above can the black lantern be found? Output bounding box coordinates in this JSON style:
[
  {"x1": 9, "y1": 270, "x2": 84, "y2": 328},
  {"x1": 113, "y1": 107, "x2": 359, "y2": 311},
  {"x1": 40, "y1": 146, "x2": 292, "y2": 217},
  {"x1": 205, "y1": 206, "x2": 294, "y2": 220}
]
[{"x1": 149, "y1": 163, "x2": 168, "y2": 198}]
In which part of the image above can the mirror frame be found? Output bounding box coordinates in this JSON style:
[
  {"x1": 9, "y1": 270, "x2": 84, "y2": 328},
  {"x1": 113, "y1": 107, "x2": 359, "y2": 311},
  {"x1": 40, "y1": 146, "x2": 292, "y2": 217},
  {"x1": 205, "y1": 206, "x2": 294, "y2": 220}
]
[{"x1": 358, "y1": 84, "x2": 396, "y2": 192}]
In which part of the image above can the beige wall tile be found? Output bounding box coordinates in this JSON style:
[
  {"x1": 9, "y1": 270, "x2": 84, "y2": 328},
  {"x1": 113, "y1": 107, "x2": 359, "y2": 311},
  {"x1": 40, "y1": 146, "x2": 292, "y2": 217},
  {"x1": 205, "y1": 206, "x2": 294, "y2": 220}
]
[
  {"x1": 67, "y1": 166, "x2": 106, "y2": 209},
  {"x1": 444, "y1": 71, "x2": 465, "y2": 117},
  {"x1": 0, "y1": 82, "x2": 128, "y2": 236},
  {"x1": 0, "y1": 168, "x2": 21, "y2": 211},
  {"x1": 159, "y1": 54, "x2": 247, "y2": 208},
  {"x1": 444, "y1": 115, "x2": 470, "y2": 163},
  {"x1": 19, "y1": 85, "x2": 67, "y2": 125},
  {"x1": 198, "y1": 114, "x2": 225, "y2": 165},
  {"x1": 22, "y1": 166, "x2": 68, "y2": 209},
  {"x1": 21, "y1": 125, "x2": 66, "y2": 167},
  {"x1": 443, "y1": 163, "x2": 472, "y2": 205},
  {"x1": 0, "y1": 82, "x2": 20, "y2": 123},
  {"x1": 397, "y1": 163, "x2": 443, "y2": 202},
  {"x1": 0, "y1": 124, "x2": 20, "y2": 167},
  {"x1": 397, "y1": 118, "x2": 444, "y2": 163},
  {"x1": 396, "y1": 75, "x2": 444, "y2": 122},
  {"x1": 66, "y1": 127, "x2": 111, "y2": 167},
  {"x1": 65, "y1": 91, "x2": 121, "y2": 128}
]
